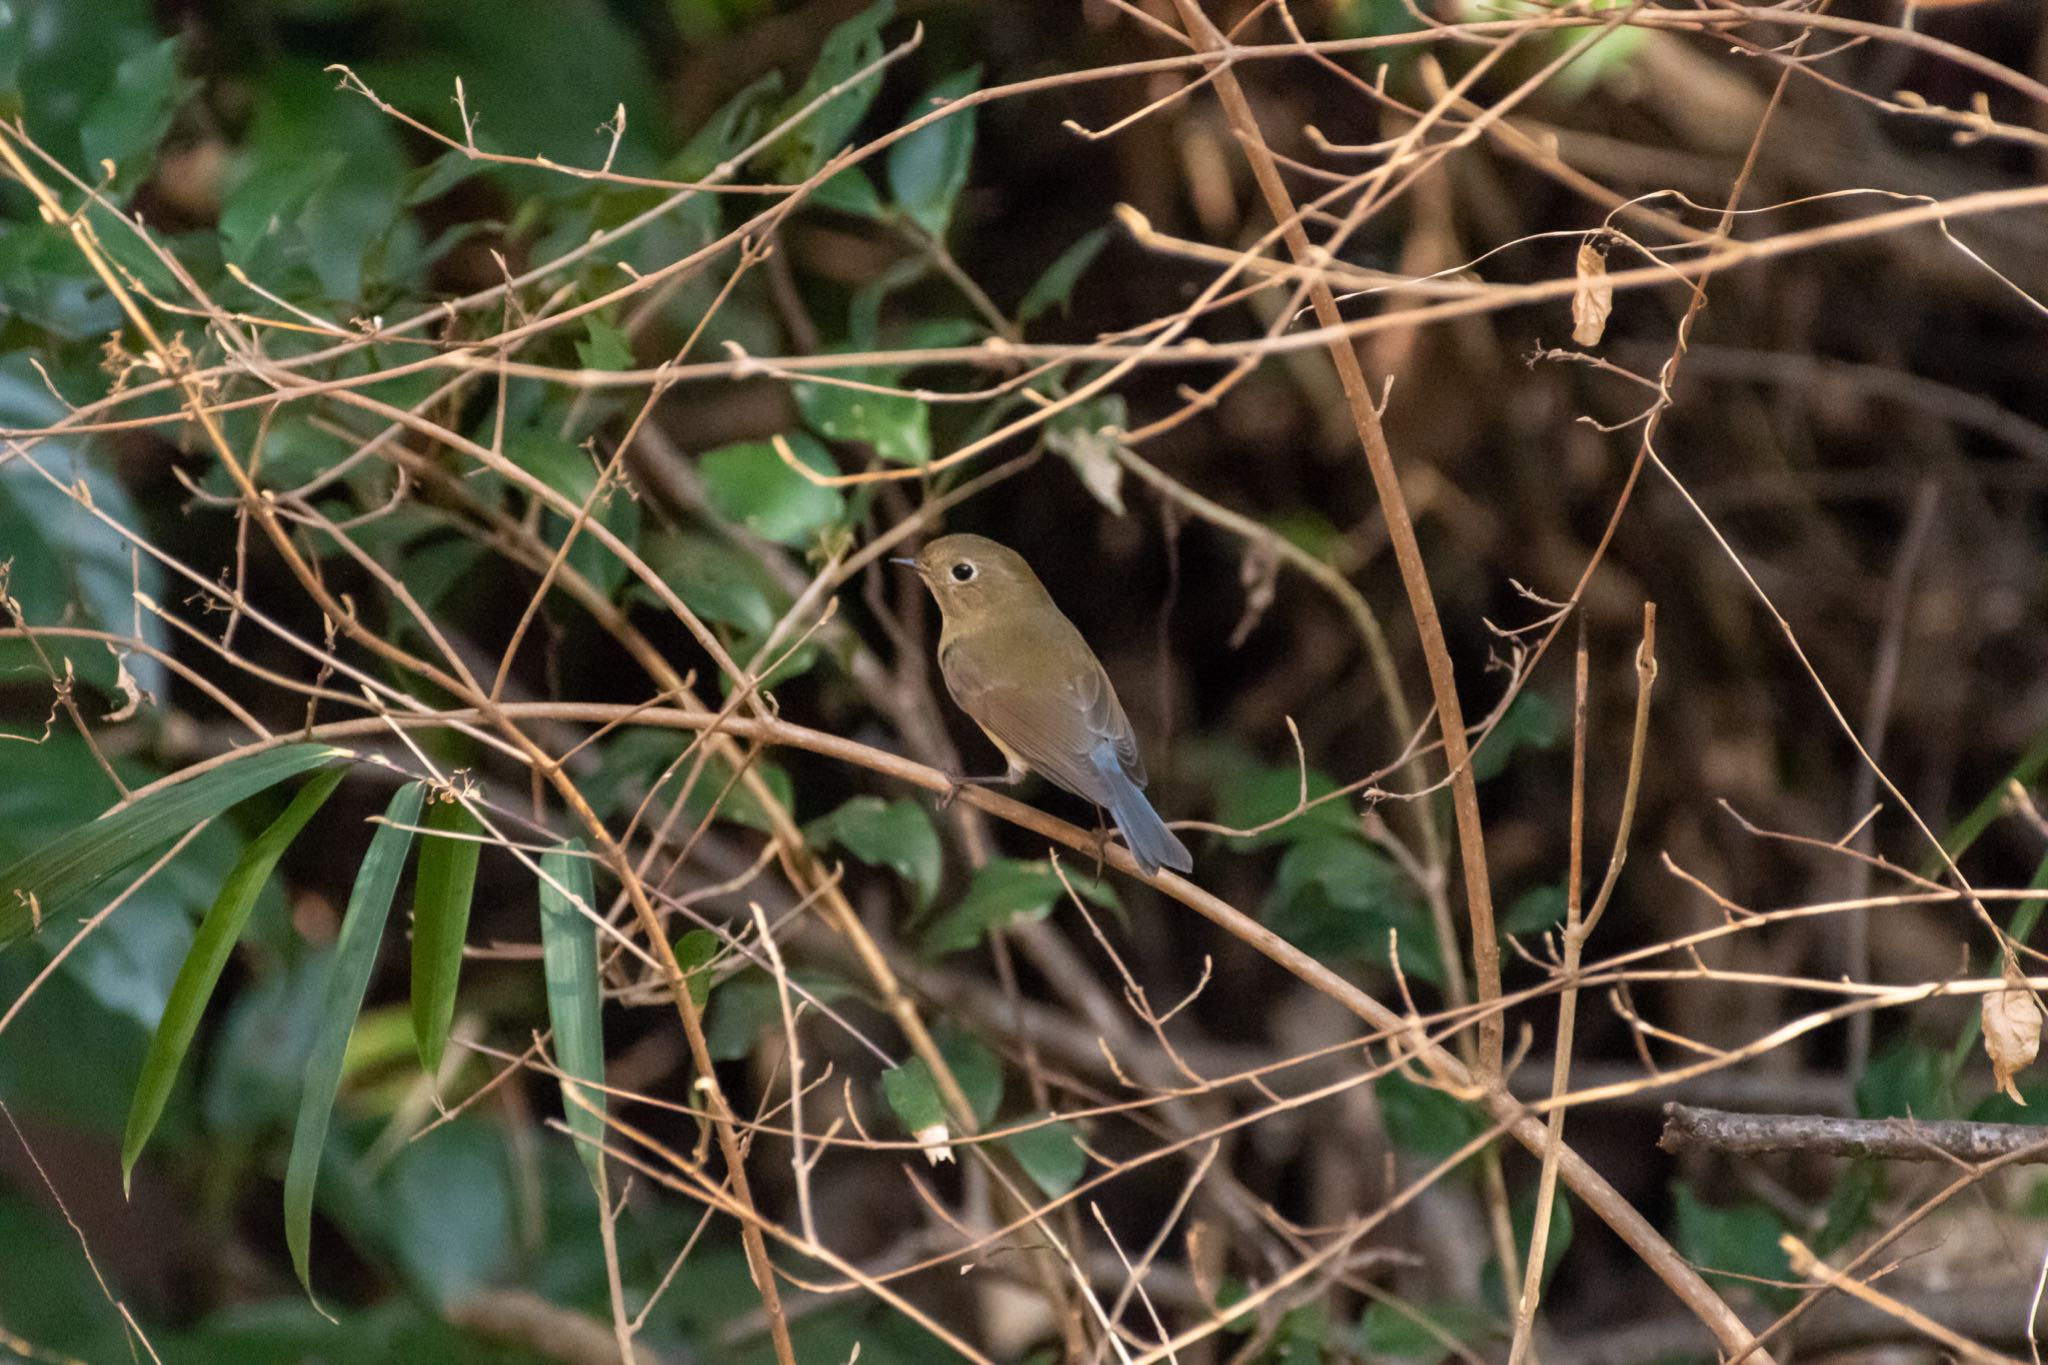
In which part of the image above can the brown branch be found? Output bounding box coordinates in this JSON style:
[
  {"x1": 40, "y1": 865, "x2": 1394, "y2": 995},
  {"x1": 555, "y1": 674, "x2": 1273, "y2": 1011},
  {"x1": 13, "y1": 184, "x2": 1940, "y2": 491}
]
[{"x1": 1660, "y1": 1103, "x2": 2048, "y2": 1166}]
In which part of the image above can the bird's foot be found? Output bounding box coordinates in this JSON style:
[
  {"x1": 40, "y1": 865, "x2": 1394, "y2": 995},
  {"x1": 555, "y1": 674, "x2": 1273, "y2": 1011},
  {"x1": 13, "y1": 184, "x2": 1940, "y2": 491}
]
[{"x1": 935, "y1": 769, "x2": 1017, "y2": 810}]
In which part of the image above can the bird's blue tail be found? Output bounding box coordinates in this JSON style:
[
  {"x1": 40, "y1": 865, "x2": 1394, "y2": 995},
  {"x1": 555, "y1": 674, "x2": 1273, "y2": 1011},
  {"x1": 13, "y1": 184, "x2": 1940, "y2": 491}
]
[{"x1": 1097, "y1": 752, "x2": 1192, "y2": 878}]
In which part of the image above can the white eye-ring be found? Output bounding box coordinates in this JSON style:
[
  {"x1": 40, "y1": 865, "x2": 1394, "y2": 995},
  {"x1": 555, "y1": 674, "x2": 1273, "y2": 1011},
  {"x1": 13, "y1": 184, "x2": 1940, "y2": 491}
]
[{"x1": 950, "y1": 561, "x2": 977, "y2": 583}]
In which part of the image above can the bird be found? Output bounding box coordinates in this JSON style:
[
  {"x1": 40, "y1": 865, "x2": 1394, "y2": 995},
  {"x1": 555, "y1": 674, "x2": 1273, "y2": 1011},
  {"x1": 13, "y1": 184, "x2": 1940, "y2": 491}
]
[{"x1": 893, "y1": 533, "x2": 1193, "y2": 878}]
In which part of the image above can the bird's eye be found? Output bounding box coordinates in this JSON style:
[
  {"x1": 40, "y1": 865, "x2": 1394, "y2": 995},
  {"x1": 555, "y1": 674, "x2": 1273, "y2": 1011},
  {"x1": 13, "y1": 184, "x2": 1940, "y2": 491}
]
[{"x1": 950, "y1": 562, "x2": 976, "y2": 583}]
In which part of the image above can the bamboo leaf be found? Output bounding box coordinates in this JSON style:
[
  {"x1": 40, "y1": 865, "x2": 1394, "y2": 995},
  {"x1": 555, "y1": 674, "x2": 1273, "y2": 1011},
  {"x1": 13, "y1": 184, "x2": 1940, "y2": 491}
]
[
  {"x1": 539, "y1": 840, "x2": 606, "y2": 1190},
  {"x1": 279, "y1": 787, "x2": 422, "y2": 1296},
  {"x1": 410, "y1": 794, "x2": 483, "y2": 1077},
  {"x1": 1, "y1": 742, "x2": 346, "y2": 944},
  {"x1": 284, "y1": 781, "x2": 424, "y2": 1300},
  {"x1": 120, "y1": 765, "x2": 347, "y2": 1190}
]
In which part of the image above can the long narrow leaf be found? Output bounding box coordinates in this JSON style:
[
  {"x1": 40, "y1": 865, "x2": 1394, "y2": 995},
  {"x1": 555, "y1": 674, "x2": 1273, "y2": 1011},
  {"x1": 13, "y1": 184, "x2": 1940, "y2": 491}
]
[
  {"x1": 1, "y1": 743, "x2": 346, "y2": 944},
  {"x1": 285, "y1": 781, "x2": 425, "y2": 1298},
  {"x1": 539, "y1": 840, "x2": 606, "y2": 1191},
  {"x1": 121, "y1": 765, "x2": 347, "y2": 1191},
  {"x1": 410, "y1": 793, "x2": 483, "y2": 1077}
]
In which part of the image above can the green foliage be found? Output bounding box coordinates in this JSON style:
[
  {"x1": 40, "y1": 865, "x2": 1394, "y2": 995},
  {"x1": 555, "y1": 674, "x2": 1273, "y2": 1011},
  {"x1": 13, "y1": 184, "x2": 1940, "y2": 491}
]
[
  {"x1": 1003, "y1": 1116, "x2": 1087, "y2": 1197},
  {"x1": 1374, "y1": 1070, "x2": 1482, "y2": 1166},
  {"x1": 1814, "y1": 1158, "x2": 1883, "y2": 1256},
  {"x1": 1482, "y1": 1189, "x2": 1572, "y2": 1311},
  {"x1": 380, "y1": 1118, "x2": 518, "y2": 1305},
  {"x1": 4, "y1": 0, "x2": 162, "y2": 171},
  {"x1": 938, "y1": 1029, "x2": 1004, "y2": 1127},
  {"x1": 1357, "y1": 1300, "x2": 1496, "y2": 1358},
  {"x1": 673, "y1": 927, "x2": 722, "y2": 1009},
  {"x1": 923, "y1": 857, "x2": 1117, "y2": 955},
  {"x1": 643, "y1": 528, "x2": 793, "y2": 635},
  {"x1": 1855, "y1": 1035, "x2": 1957, "y2": 1121},
  {"x1": 771, "y1": 0, "x2": 895, "y2": 178},
  {"x1": 539, "y1": 841, "x2": 608, "y2": 1192},
  {"x1": 1, "y1": 743, "x2": 345, "y2": 945},
  {"x1": 1046, "y1": 393, "x2": 1132, "y2": 515},
  {"x1": 888, "y1": 67, "x2": 979, "y2": 238},
  {"x1": 287, "y1": 782, "x2": 425, "y2": 1298},
  {"x1": 1018, "y1": 226, "x2": 1112, "y2": 325},
  {"x1": 1213, "y1": 762, "x2": 1356, "y2": 848},
  {"x1": 1503, "y1": 884, "x2": 1569, "y2": 936},
  {"x1": 704, "y1": 968, "x2": 851, "y2": 1061},
  {"x1": 220, "y1": 62, "x2": 421, "y2": 303},
  {"x1": 81, "y1": 37, "x2": 197, "y2": 188},
  {"x1": 576, "y1": 314, "x2": 634, "y2": 372},
  {"x1": 807, "y1": 795, "x2": 942, "y2": 908},
  {"x1": 1267, "y1": 835, "x2": 1440, "y2": 984},
  {"x1": 698, "y1": 432, "x2": 845, "y2": 545},
  {"x1": 1671, "y1": 1183, "x2": 1795, "y2": 1310},
  {"x1": 795, "y1": 364, "x2": 933, "y2": 466},
  {"x1": 410, "y1": 794, "x2": 484, "y2": 1077},
  {"x1": 1470, "y1": 692, "x2": 1563, "y2": 782},
  {"x1": 122, "y1": 767, "x2": 347, "y2": 1188},
  {"x1": 1928, "y1": 722, "x2": 2048, "y2": 873},
  {"x1": 880, "y1": 1031, "x2": 1005, "y2": 1140},
  {"x1": 881, "y1": 1057, "x2": 947, "y2": 1137},
  {"x1": 507, "y1": 428, "x2": 640, "y2": 599},
  {"x1": 0, "y1": 361, "x2": 166, "y2": 691}
]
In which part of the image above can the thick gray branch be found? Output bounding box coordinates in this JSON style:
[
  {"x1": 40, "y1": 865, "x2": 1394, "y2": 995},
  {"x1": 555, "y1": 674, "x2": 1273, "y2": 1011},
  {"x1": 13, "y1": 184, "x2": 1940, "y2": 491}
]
[{"x1": 1660, "y1": 1102, "x2": 2048, "y2": 1165}]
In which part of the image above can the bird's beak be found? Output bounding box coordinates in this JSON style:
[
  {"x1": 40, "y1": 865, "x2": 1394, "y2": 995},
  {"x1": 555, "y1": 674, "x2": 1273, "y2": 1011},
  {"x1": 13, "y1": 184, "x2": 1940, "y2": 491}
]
[{"x1": 889, "y1": 556, "x2": 921, "y2": 572}]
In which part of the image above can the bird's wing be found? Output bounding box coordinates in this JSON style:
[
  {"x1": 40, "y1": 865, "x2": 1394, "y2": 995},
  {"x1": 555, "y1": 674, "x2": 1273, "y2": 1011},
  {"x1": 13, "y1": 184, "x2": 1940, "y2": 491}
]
[{"x1": 943, "y1": 646, "x2": 1145, "y2": 803}]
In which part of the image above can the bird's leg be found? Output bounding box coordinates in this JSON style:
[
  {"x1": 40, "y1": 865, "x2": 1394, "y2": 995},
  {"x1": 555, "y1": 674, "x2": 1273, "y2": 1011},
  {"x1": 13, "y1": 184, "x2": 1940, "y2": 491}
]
[
  {"x1": 1091, "y1": 806, "x2": 1111, "y2": 879},
  {"x1": 936, "y1": 762, "x2": 1024, "y2": 810}
]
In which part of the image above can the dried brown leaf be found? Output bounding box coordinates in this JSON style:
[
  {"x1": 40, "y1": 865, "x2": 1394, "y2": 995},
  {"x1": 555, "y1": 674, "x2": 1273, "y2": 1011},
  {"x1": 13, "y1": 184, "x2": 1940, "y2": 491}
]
[
  {"x1": 1571, "y1": 237, "x2": 1613, "y2": 348},
  {"x1": 1983, "y1": 962, "x2": 2041, "y2": 1104}
]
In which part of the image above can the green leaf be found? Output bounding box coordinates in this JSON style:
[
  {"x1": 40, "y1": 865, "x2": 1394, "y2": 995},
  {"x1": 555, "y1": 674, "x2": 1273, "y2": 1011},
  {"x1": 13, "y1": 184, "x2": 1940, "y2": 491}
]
[
  {"x1": 410, "y1": 794, "x2": 483, "y2": 1077},
  {"x1": 120, "y1": 766, "x2": 347, "y2": 1189},
  {"x1": 576, "y1": 315, "x2": 634, "y2": 372},
  {"x1": 1855, "y1": 1036, "x2": 1954, "y2": 1120},
  {"x1": 887, "y1": 67, "x2": 979, "y2": 238},
  {"x1": 1213, "y1": 762, "x2": 1354, "y2": 849},
  {"x1": 1003, "y1": 1116, "x2": 1086, "y2": 1196},
  {"x1": 1470, "y1": 692, "x2": 1562, "y2": 782},
  {"x1": 1814, "y1": 1157, "x2": 1882, "y2": 1255},
  {"x1": 882, "y1": 1058, "x2": 947, "y2": 1138},
  {"x1": 286, "y1": 781, "x2": 425, "y2": 1299},
  {"x1": 938, "y1": 1029, "x2": 1003, "y2": 1127},
  {"x1": 674, "y1": 70, "x2": 785, "y2": 179},
  {"x1": 923, "y1": 858, "x2": 1116, "y2": 956},
  {"x1": 381, "y1": 1118, "x2": 515, "y2": 1306},
  {"x1": 79, "y1": 37, "x2": 195, "y2": 186},
  {"x1": 679, "y1": 753, "x2": 796, "y2": 836},
  {"x1": 1927, "y1": 724, "x2": 2048, "y2": 875},
  {"x1": 1488, "y1": 1186, "x2": 1572, "y2": 1308},
  {"x1": 643, "y1": 528, "x2": 789, "y2": 634},
  {"x1": 698, "y1": 432, "x2": 845, "y2": 546},
  {"x1": 883, "y1": 1036, "x2": 1000, "y2": 1137},
  {"x1": 806, "y1": 796, "x2": 942, "y2": 909},
  {"x1": 1503, "y1": 884, "x2": 1568, "y2": 936},
  {"x1": 772, "y1": 0, "x2": 894, "y2": 178},
  {"x1": 1373, "y1": 1070, "x2": 1480, "y2": 1166},
  {"x1": 539, "y1": 840, "x2": 607, "y2": 1191},
  {"x1": 704, "y1": 969, "x2": 851, "y2": 1061},
  {"x1": 1671, "y1": 1182, "x2": 1795, "y2": 1309},
  {"x1": 1357, "y1": 1300, "x2": 1493, "y2": 1358},
  {"x1": 1267, "y1": 836, "x2": 1438, "y2": 985},
  {"x1": 1018, "y1": 226, "x2": 1112, "y2": 326},
  {"x1": 506, "y1": 429, "x2": 639, "y2": 598},
  {"x1": 811, "y1": 164, "x2": 885, "y2": 218},
  {"x1": 794, "y1": 371, "x2": 931, "y2": 467},
  {"x1": 0, "y1": 361, "x2": 168, "y2": 690},
  {"x1": 673, "y1": 928, "x2": 720, "y2": 1009},
  {"x1": 1045, "y1": 394, "x2": 1130, "y2": 515}
]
